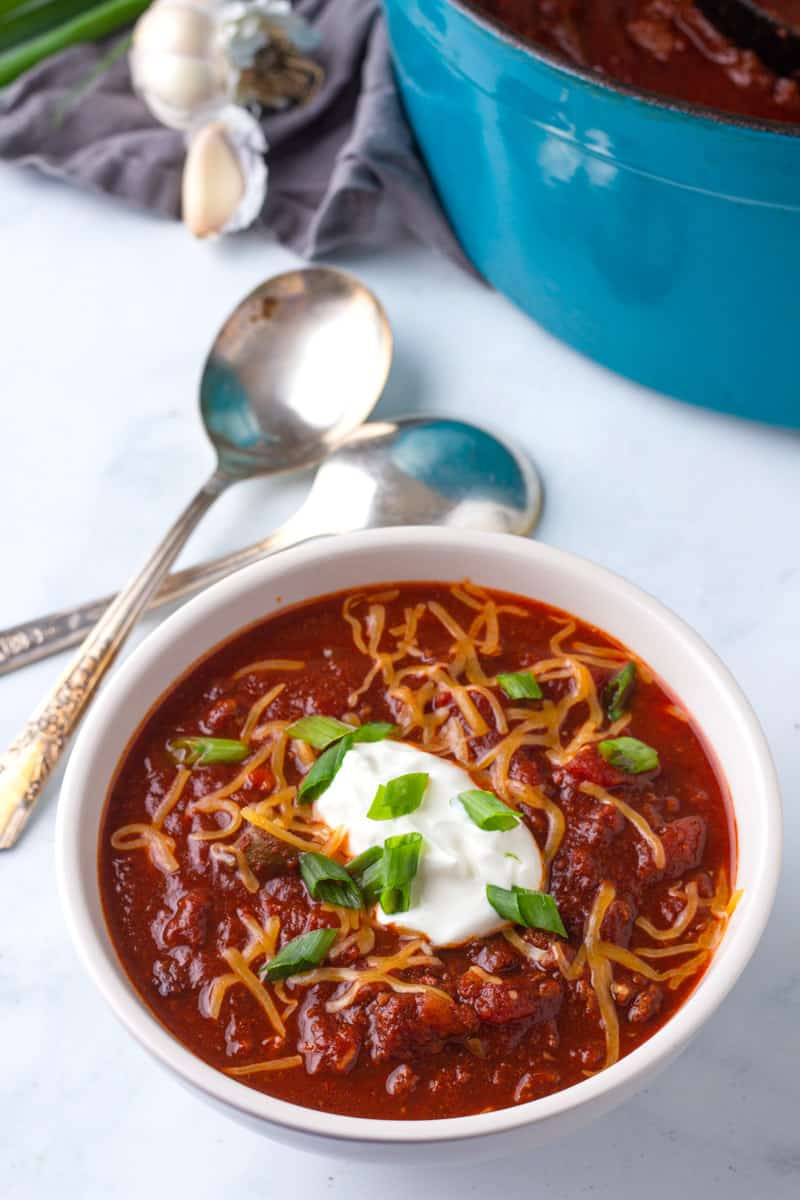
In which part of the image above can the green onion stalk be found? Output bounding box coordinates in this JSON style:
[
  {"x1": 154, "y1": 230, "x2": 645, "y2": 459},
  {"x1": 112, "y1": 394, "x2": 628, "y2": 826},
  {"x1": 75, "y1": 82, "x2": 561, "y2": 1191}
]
[{"x1": 0, "y1": 0, "x2": 149, "y2": 87}]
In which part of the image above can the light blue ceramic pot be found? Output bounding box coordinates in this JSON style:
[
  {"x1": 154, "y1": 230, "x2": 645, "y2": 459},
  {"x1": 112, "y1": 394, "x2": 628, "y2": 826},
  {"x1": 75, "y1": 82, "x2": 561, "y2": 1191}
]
[{"x1": 382, "y1": 0, "x2": 800, "y2": 425}]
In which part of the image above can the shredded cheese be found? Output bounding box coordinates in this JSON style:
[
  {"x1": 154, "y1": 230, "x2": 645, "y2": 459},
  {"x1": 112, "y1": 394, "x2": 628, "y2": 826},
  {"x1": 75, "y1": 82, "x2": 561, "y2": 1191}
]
[
  {"x1": 226, "y1": 1055, "x2": 302, "y2": 1076},
  {"x1": 188, "y1": 796, "x2": 242, "y2": 842},
  {"x1": 580, "y1": 781, "x2": 666, "y2": 870},
  {"x1": 110, "y1": 767, "x2": 190, "y2": 874},
  {"x1": 240, "y1": 683, "x2": 285, "y2": 743},
  {"x1": 585, "y1": 881, "x2": 620, "y2": 1069},
  {"x1": 233, "y1": 659, "x2": 304, "y2": 679}
]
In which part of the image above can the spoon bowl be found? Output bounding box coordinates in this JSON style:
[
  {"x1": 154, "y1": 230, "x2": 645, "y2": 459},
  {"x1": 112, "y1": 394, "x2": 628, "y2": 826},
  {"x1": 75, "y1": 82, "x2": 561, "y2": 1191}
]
[
  {"x1": 283, "y1": 417, "x2": 542, "y2": 540},
  {"x1": 201, "y1": 268, "x2": 392, "y2": 475}
]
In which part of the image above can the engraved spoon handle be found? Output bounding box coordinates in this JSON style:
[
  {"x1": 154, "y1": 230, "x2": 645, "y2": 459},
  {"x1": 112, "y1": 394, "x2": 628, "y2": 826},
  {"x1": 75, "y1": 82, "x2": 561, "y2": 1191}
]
[
  {"x1": 0, "y1": 514, "x2": 310, "y2": 677},
  {"x1": 0, "y1": 470, "x2": 230, "y2": 849}
]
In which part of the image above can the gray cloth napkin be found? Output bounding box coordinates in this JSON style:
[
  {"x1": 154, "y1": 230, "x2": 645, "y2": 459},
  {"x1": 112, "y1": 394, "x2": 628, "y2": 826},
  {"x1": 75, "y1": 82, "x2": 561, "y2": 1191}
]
[{"x1": 0, "y1": 0, "x2": 470, "y2": 267}]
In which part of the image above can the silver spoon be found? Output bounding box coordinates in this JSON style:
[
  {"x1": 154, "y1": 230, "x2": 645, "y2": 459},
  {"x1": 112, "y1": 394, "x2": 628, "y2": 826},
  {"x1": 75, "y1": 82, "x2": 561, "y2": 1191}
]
[
  {"x1": 0, "y1": 266, "x2": 392, "y2": 849},
  {"x1": 0, "y1": 418, "x2": 542, "y2": 675}
]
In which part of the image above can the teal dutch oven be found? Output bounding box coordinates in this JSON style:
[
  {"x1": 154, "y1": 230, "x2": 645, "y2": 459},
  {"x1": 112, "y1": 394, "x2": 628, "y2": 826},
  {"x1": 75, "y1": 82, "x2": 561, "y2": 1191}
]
[{"x1": 382, "y1": 0, "x2": 800, "y2": 425}]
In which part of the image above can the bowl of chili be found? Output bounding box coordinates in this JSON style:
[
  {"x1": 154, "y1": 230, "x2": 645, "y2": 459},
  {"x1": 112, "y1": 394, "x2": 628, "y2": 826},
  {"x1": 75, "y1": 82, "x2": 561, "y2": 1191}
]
[
  {"x1": 56, "y1": 528, "x2": 781, "y2": 1160},
  {"x1": 381, "y1": 0, "x2": 800, "y2": 425}
]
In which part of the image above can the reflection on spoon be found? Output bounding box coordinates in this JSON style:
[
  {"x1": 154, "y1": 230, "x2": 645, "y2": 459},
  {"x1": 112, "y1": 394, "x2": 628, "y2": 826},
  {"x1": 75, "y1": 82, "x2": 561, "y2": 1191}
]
[{"x1": 0, "y1": 419, "x2": 543, "y2": 675}]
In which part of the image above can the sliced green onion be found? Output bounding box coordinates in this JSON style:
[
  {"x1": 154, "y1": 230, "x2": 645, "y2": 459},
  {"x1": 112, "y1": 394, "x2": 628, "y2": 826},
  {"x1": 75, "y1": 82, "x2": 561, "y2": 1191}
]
[
  {"x1": 486, "y1": 884, "x2": 567, "y2": 936},
  {"x1": 603, "y1": 662, "x2": 637, "y2": 723},
  {"x1": 367, "y1": 772, "x2": 429, "y2": 821},
  {"x1": 497, "y1": 671, "x2": 543, "y2": 701},
  {"x1": 345, "y1": 846, "x2": 384, "y2": 877},
  {"x1": 504, "y1": 852, "x2": 521, "y2": 863},
  {"x1": 286, "y1": 715, "x2": 354, "y2": 749},
  {"x1": 299, "y1": 852, "x2": 363, "y2": 909},
  {"x1": 457, "y1": 788, "x2": 521, "y2": 832},
  {"x1": 259, "y1": 928, "x2": 338, "y2": 982},
  {"x1": 358, "y1": 855, "x2": 386, "y2": 906},
  {"x1": 598, "y1": 736, "x2": 659, "y2": 774},
  {"x1": 295, "y1": 721, "x2": 397, "y2": 803},
  {"x1": 167, "y1": 736, "x2": 249, "y2": 767},
  {"x1": 346, "y1": 845, "x2": 386, "y2": 904},
  {"x1": 351, "y1": 722, "x2": 397, "y2": 743},
  {"x1": 379, "y1": 832, "x2": 423, "y2": 916},
  {"x1": 0, "y1": 0, "x2": 149, "y2": 87},
  {"x1": 296, "y1": 734, "x2": 353, "y2": 803}
]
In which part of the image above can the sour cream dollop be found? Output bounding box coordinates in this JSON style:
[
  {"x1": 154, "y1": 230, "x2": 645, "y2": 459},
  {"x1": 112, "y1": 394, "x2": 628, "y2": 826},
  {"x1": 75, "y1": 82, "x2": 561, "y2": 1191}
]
[{"x1": 314, "y1": 740, "x2": 543, "y2": 947}]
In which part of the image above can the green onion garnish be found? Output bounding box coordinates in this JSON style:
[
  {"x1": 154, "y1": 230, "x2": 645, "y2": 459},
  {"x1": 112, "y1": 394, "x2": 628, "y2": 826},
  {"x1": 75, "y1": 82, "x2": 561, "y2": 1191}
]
[
  {"x1": 295, "y1": 721, "x2": 397, "y2": 803},
  {"x1": 297, "y1": 735, "x2": 354, "y2": 803},
  {"x1": 486, "y1": 884, "x2": 567, "y2": 936},
  {"x1": 457, "y1": 788, "x2": 521, "y2": 832},
  {"x1": 167, "y1": 736, "x2": 249, "y2": 766},
  {"x1": 598, "y1": 736, "x2": 659, "y2": 774},
  {"x1": 497, "y1": 671, "x2": 543, "y2": 701},
  {"x1": 345, "y1": 846, "x2": 384, "y2": 877},
  {"x1": 367, "y1": 772, "x2": 429, "y2": 821},
  {"x1": 259, "y1": 928, "x2": 338, "y2": 982},
  {"x1": 350, "y1": 722, "x2": 398, "y2": 743},
  {"x1": 289, "y1": 716, "x2": 396, "y2": 750},
  {"x1": 379, "y1": 832, "x2": 423, "y2": 915},
  {"x1": 603, "y1": 662, "x2": 636, "y2": 723},
  {"x1": 299, "y1": 852, "x2": 363, "y2": 909},
  {"x1": 286, "y1": 715, "x2": 354, "y2": 749},
  {"x1": 358, "y1": 855, "x2": 386, "y2": 906},
  {"x1": 346, "y1": 847, "x2": 384, "y2": 905}
]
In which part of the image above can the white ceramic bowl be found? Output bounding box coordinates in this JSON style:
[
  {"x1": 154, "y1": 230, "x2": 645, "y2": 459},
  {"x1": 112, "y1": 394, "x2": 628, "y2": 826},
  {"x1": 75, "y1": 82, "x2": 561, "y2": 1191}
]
[{"x1": 56, "y1": 529, "x2": 781, "y2": 1163}]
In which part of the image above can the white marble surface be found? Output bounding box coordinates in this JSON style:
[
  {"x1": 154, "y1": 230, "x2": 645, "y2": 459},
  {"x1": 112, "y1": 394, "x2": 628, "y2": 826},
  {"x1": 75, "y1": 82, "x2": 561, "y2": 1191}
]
[{"x1": 1, "y1": 164, "x2": 798, "y2": 1199}]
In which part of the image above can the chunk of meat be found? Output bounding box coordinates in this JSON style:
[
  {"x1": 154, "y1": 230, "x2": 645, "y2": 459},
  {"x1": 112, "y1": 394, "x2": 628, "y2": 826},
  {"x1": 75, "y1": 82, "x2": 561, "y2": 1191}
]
[
  {"x1": 600, "y1": 897, "x2": 637, "y2": 948},
  {"x1": 556, "y1": 747, "x2": 629, "y2": 789},
  {"x1": 260, "y1": 874, "x2": 335, "y2": 942},
  {"x1": 509, "y1": 751, "x2": 541, "y2": 789},
  {"x1": 468, "y1": 936, "x2": 520, "y2": 975},
  {"x1": 366, "y1": 989, "x2": 479, "y2": 1063},
  {"x1": 297, "y1": 990, "x2": 364, "y2": 1074},
  {"x1": 458, "y1": 970, "x2": 563, "y2": 1026},
  {"x1": 659, "y1": 816, "x2": 707, "y2": 881},
  {"x1": 152, "y1": 947, "x2": 215, "y2": 996},
  {"x1": 628, "y1": 983, "x2": 664, "y2": 1024},
  {"x1": 517, "y1": 800, "x2": 548, "y2": 842},
  {"x1": 161, "y1": 887, "x2": 212, "y2": 949},
  {"x1": 237, "y1": 827, "x2": 299, "y2": 882}
]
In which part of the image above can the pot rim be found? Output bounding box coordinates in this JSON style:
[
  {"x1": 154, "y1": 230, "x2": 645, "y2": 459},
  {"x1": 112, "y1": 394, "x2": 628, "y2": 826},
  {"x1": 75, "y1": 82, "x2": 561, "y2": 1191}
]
[{"x1": 440, "y1": 0, "x2": 800, "y2": 138}]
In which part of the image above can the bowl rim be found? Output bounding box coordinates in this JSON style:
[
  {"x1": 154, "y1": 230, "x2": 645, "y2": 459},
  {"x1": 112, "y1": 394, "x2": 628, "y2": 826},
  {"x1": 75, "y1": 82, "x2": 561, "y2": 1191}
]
[
  {"x1": 56, "y1": 528, "x2": 782, "y2": 1146},
  {"x1": 434, "y1": 0, "x2": 800, "y2": 138}
]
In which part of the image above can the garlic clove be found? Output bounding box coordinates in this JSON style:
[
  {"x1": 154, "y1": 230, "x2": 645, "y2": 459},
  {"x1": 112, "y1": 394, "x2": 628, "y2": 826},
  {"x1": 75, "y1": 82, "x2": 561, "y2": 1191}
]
[
  {"x1": 181, "y1": 108, "x2": 268, "y2": 239},
  {"x1": 182, "y1": 120, "x2": 245, "y2": 239}
]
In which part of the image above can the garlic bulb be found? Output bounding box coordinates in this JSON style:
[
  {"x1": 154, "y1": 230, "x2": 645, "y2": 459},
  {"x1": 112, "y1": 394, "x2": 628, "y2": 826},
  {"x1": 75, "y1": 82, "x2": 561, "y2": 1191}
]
[
  {"x1": 131, "y1": 1, "x2": 229, "y2": 131},
  {"x1": 131, "y1": 0, "x2": 320, "y2": 132},
  {"x1": 131, "y1": 0, "x2": 320, "y2": 238},
  {"x1": 182, "y1": 107, "x2": 267, "y2": 238}
]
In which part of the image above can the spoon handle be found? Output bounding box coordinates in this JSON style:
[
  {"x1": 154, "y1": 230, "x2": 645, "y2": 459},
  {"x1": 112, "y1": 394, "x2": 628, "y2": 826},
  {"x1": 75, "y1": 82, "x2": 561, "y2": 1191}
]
[
  {"x1": 0, "y1": 471, "x2": 230, "y2": 849},
  {"x1": 0, "y1": 516, "x2": 308, "y2": 678}
]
